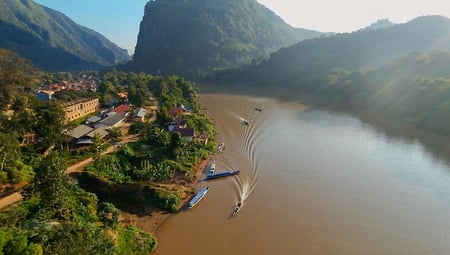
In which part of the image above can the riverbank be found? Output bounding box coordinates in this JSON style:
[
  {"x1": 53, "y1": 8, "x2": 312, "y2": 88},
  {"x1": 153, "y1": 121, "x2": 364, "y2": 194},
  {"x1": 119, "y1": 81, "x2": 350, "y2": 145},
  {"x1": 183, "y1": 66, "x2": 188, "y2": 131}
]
[{"x1": 119, "y1": 155, "x2": 212, "y2": 234}]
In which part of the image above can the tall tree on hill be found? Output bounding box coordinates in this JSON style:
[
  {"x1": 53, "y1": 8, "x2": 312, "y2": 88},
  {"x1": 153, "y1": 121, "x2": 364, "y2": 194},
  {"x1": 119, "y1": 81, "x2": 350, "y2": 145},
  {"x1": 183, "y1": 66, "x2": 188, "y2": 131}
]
[{"x1": 34, "y1": 101, "x2": 66, "y2": 151}]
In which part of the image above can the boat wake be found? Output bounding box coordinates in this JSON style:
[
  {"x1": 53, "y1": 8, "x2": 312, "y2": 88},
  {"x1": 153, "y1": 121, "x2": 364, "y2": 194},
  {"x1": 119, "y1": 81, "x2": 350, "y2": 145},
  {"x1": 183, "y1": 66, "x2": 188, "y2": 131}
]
[{"x1": 230, "y1": 108, "x2": 269, "y2": 215}]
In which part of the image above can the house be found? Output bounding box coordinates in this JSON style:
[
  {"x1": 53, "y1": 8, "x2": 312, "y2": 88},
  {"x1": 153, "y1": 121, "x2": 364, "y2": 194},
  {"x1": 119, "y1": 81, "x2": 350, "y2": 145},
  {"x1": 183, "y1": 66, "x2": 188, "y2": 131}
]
[
  {"x1": 63, "y1": 98, "x2": 100, "y2": 122},
  {"x1": 132, "y1": 108, "x2": 146, "y2": 122},
  {"x1": 117, "y1": 92, "x2": 128, "y2": 100},
  {"x1": 181, "y1": 104, "x2": 191, "y2": 113},
  {"x1": 168, "y1": 107, "x2": 184, "y2": 117},
  {"x1": 112, "y1": 104, "x2": 130, "y2": 116},
  {"x1": 21, "y1": 132, "x2": 37, "y2": 146},
  {"x1": 67, "y1": 125, "x2": 94, "y2": 140},
  {"x1": 168, "y1": 117, "x2": 187, "y2": 132},
  {"x1": 76, "y1": 127, "x2": 109, "y2": 145},
  {"x1": 98, "y1": 113, "x2": 125, "y2": 128},
  {"x1": 36, "y1": 90, "x2": 54, "y2": 101},
  {"x1": 173, "y1": 127, "x2": 195, "y2": 142},
  {"x1": 87, "y1": 127, "x2": 109, "y2": 139},
  {"x1": 85, "y1": 116, "x2": 102, "y2": 126}
]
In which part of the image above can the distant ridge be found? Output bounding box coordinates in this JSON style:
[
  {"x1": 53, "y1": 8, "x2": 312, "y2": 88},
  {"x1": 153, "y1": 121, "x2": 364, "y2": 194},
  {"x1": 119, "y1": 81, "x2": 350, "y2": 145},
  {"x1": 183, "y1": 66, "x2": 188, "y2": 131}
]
[
  {"x1": 359, "y1": 19, "x2": 395, "y2": 31},
  {"x1": 216, "y1": 15, "x2": 450, "y2": 85},
  {"x1": 0, "y1": 0, "x2": 130, "y2": 71},
  {"x1": 125, "y1": 0, "x2": 322, "y2": 79}
]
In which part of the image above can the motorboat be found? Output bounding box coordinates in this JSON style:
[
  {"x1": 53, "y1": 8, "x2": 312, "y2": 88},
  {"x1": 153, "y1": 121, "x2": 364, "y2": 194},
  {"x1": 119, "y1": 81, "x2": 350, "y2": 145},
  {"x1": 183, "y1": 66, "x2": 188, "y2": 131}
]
[
  {"x1": 231, "y1": 202, "x2": 242, "y2": 217},
  {"x1": 217, "y1": 142, "x2": 226, "y2": 153},
  {"x1": 239, "y1": 117, "x2": 249, "y2": 126},
  {"x1": 254, "y1": 107, "x2": 262, "y2": 112},
  {"x1": 188, "y1": 186, "x2": 210, "y2": 209},
  {"x1": 206, "y1": 170, "x2": 240, "y2": 180}
]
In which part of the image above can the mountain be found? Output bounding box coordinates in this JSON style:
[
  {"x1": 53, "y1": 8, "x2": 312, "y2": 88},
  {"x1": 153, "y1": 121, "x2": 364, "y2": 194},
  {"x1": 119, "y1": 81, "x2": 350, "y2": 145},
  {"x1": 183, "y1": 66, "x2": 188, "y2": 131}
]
[
  {"x1": 125, "y1": 0, "x2": 321, "y2": 79},
  {"x1": 0, "y1": 0, "x2": 130, "y2": 71},
  {"x1": 359, "y1": 19, "x2": 395, "y2": 31},
  {"x1": 216, "y1": 15, "x2": 450, "y2": 86}
]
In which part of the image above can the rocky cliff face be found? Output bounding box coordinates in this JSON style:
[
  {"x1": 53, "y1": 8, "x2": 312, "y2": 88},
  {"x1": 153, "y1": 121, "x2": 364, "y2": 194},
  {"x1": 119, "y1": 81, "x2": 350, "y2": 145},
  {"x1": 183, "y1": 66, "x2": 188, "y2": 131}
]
[
  {"x1": 127, "y1": 0, "x2": 321, "y2": 79},
  {"x1": 0, "y1": 0, "x2": 130, "y2": 71}
]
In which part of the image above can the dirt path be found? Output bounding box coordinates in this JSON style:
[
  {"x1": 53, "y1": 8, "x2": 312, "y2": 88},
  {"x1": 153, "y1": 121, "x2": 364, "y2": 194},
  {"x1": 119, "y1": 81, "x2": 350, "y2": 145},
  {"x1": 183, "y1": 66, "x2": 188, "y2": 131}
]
[
  {"x1": 0, "y1": 97, "x2": 159, "y2": 211},
  {"x1": 0, "y1": 144, "x2": 117, "y2": 210},
  {"x1": 0, "y1": 192, "x2": 22, "y2": 210}
]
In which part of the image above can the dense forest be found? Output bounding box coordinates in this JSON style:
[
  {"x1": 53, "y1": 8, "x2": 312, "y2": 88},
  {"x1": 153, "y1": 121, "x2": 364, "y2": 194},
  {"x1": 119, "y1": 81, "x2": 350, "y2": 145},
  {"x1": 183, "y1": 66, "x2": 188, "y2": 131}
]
[
  {"x1": 213, "y1": 16, "x2": 450, "y2": 136},
  {"x1": 0, "y1": 0, "x2": 130, "y2": 71},
  {"x1": 0, "y1": 49, "x2": 216, "y2": 254},
  {"x1": 126, "y1": 0, "x2": 320, "y2": 79}
]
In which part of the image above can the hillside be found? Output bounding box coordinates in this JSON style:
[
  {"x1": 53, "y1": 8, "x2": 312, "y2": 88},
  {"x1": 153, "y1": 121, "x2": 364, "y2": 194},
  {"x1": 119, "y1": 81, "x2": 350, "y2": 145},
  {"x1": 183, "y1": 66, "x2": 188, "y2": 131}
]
[
  {"x1": 216, "y1": 15, "x2": 450, "y2": 86},
  {"x1": 125, "y1": 0, "x2": 321, "y2": 79},
  {"x1": 0, "y1": 0, "x2": 130, "y2": 71}
]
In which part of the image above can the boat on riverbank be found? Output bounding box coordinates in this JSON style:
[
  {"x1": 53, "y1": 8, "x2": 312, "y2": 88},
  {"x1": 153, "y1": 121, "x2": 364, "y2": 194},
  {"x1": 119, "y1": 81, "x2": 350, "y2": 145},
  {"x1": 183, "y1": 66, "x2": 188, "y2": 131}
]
[
  {"x1": 209, "y1": 160, "x2": 216, "y2": 174},
  {"x1": 188, "y1": 186, "x2": 210, "y2": 209},
  {"x1": 205, "y1": 170, "x2": 240, "y2": 180}
]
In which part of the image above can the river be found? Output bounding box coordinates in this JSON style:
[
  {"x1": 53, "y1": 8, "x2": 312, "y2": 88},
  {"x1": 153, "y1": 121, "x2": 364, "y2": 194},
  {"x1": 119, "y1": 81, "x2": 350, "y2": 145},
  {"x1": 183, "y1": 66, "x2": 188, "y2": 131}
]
[{"x1": 152, "y1": 91, "x2": 450, "y2": 255}]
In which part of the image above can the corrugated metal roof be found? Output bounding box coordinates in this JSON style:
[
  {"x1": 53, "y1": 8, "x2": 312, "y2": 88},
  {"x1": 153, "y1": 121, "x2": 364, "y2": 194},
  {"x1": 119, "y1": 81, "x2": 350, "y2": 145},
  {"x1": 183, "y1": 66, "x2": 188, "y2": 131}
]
[
  {"x1": 112, "y1": 104, "x2": 130, "y2": 114},
  {"x1": 87, "y1": 127, "x2": 109, "y2": 139},
  {"x1": 99, "y1": 113, "x2": 125, "y2": 127},
  {"x1": 132, "y1": 108, "x2": 146, "y2": 118},
  {"x1": 86, "y1": 116, "x2": 102, "y2": 123},
  {"x1": 67, "y1": 125, "x2": 93, "y2": 139}
]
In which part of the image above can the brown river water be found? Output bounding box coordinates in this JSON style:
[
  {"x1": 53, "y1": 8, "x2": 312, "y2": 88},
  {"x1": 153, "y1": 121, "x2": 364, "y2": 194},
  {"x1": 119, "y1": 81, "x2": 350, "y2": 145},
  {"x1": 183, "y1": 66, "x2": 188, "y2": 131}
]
[{"x1": 153, "y1": 90, "x2": 450, "y2": 255}]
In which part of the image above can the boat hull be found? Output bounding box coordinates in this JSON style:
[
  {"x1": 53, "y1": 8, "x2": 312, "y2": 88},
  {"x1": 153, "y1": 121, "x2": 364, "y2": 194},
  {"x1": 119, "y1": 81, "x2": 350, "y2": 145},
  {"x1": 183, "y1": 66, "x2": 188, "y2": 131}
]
[
  {"x1": 206, "y1": 170, "x2": 240, "y2": 180},
  {"x1": 188, "y1": 186, "x2": 210, "y2": 208}
]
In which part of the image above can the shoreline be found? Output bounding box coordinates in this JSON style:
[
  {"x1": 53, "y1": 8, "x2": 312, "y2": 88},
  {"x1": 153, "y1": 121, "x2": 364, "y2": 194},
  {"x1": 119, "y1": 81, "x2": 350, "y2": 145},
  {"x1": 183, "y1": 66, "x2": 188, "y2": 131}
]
[{"x1": 119, "y1": 155, "x2": 212, "y2": 234}]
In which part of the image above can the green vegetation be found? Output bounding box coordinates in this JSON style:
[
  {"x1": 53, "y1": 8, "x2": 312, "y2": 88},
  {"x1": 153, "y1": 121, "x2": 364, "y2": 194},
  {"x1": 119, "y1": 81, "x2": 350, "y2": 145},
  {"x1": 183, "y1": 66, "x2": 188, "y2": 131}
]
[
  {"x1": 1, "y1": 51, "x2": 218, "y2": 254},
  {"x1": 0, "y1": 0, "x2": 130, "y2": 71},
  {"x1": 116, "y1": 225, "x2": 157, "y2": 255},
  {"x1": 126, "y1": 0, "x2": 321, "y2": 79},
  {"x1": 83, "y1": 74, "x2": 216, "y2": 212},
  {"x1": 305, "y1": 51, "x2": 450, "y2": 136},
  {"x1": 216, "y1": 16, "x2": 450, "y2": 86},
  {"x1": 215, "y1": 16, "x2": 450, "y2": 136},
  {"x1": 0, "y1": 49, "x2": 37, "y2": 109}
]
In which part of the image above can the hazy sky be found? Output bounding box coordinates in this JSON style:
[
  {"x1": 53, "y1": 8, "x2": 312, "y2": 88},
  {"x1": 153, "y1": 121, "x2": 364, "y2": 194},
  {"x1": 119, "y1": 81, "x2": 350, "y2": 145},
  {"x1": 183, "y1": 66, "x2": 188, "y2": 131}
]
[{"x1": 34, "y1": 0, "x2": 450, "y2": 55}]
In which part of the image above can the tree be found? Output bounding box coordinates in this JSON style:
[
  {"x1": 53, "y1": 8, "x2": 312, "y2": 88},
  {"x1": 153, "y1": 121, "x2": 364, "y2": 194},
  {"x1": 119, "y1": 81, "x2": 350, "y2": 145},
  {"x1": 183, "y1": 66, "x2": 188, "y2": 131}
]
[
  {"x1": 34, "y1": 101, "x2": 66, "y2": 150},
  {"x1": 90, "y1": 134, "x2": 108, "y2": 159},
  {"x1": 26, "y1": 151, "x2": 71, "y2": 219},
  {"x1": 0, "y1": 133, "x2": 34, "y2": 184},
  {"x1": 97, "y1": 202, "x2": 120, "y2": 229},
  {"x1": 42, "y1": 223, "x2": 115, "y2": 255},
  {"x1": 0, "y1": 49, "x2": 36, "y2": 109}
]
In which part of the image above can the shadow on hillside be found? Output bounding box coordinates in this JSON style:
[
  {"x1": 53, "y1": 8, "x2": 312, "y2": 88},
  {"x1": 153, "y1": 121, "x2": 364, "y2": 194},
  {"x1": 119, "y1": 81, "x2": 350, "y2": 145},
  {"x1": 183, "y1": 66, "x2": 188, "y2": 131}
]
[{"x1": 71, "y1": 172, "x2": 168, "y2": 217}]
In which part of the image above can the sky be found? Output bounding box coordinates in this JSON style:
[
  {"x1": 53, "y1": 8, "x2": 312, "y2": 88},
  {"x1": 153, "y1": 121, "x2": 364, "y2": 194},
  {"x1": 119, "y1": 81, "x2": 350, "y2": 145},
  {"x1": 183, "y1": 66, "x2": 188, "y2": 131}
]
[{"x1": 34, "y1": 0, "x2": 450, "y2": 55}]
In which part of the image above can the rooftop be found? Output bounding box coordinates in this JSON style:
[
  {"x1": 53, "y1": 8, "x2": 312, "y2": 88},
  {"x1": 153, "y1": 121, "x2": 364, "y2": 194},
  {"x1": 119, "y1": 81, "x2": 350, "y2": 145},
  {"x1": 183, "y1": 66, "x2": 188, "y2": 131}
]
[{"x1": 67, "y1": 125, "x2": 94, "y2": 139}]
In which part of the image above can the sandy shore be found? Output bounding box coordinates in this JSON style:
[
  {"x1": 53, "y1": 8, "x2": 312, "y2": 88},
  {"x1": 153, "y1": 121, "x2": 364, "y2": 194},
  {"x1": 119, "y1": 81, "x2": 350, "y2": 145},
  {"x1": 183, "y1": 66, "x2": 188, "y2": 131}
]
[{"x1": 119, "y1": 155, "x2": 212, "y2": 234}]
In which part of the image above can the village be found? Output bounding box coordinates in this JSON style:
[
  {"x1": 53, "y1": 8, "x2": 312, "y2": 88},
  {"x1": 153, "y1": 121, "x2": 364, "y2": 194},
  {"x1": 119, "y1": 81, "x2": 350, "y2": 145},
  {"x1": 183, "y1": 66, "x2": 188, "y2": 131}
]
[{"x1": 29, "y1": 77, "x2": 202, "y2": 151}]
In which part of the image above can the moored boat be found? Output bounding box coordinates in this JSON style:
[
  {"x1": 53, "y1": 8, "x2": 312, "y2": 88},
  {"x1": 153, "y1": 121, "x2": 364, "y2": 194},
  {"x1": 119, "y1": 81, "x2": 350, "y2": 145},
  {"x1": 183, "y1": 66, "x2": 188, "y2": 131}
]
[
  {"x1": 209, "y1": 160, "x2": 216, "y2": 174},
  {"x1": 206, "y1": 170, "x2": 240, "y2": 180},
  {"x1": 188, "y1": 186, "x2": 210, "y2": 209}
]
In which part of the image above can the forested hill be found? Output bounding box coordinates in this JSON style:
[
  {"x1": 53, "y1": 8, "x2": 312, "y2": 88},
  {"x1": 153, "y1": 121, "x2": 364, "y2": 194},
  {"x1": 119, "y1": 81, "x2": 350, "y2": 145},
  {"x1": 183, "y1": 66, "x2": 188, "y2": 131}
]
[
  {"x1": 304, "y1": 51, "x2": 450, "y2": 136},
  {"x1": 215, "y1": 15, "x2": 450, "y2": 86},
  {"x1": 0, "y1": 0, "x2": 130, "y2": 71},
  {"x1": 125, "y1": 0, "x2": 321, "y2": 79}
]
